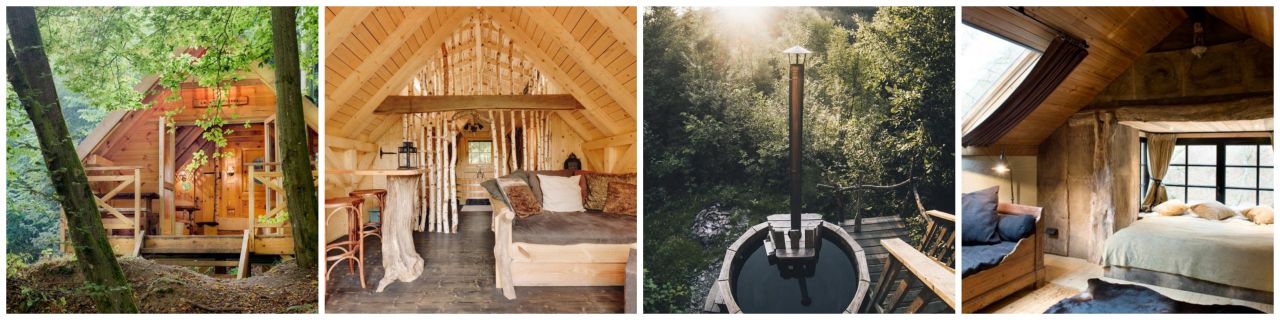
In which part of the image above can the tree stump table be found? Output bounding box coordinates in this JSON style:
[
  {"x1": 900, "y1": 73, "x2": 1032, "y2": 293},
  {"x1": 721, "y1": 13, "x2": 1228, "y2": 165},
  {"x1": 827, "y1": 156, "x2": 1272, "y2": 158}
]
[{"x1": 327, "y1": 169, "x2": 425, "y2": 292}]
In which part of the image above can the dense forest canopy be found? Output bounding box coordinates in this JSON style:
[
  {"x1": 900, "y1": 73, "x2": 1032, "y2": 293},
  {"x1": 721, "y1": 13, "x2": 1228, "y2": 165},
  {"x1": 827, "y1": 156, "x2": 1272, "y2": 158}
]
[
  {"x1": 643, "y1": 7, "x2": 954, "y2": 313},
  {"x1": 6, "y1": 7, "x2": 319, "y2": 265}
]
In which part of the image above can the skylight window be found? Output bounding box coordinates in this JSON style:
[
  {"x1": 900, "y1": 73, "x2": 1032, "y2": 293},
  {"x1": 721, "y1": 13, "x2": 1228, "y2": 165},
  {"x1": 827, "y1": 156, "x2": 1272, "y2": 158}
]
[{"x1": 958, "y1": 24, "x2": 1042, "y2": 135}]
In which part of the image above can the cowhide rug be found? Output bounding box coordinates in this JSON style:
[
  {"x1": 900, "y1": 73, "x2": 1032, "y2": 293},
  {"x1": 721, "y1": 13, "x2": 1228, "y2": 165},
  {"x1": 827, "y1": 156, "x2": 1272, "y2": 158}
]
[{"x1": 1044, "y1": 279, "x2": 1265, "y2": 314}]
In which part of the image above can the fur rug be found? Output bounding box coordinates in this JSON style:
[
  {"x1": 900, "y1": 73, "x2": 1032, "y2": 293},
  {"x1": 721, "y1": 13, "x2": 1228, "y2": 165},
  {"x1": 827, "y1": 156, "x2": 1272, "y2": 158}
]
[{"x1": 1045, "y1": 279, "x2": 1265, "y2": 314}]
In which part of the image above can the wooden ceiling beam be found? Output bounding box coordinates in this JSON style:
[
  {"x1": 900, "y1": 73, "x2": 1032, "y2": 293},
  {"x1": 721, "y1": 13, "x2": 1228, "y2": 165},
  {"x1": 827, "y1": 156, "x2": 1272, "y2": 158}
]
[
  {"x1": 327, "y1": 7, "x2": 437, "y2": 117},
  {"x1": 585, "y1": 7, "x2": 636, "y2": 57},
  {"x1": 325, "y1": 7, "x2": 377, "y2": 58},
  {"x1": 485, "y1": 8, "x2": 624, "y2": 137},
  {"x1": 338, "y1": 7, "x2": 478, "y2": 137},
  {"x1": 523, "y1": 7, "x2": 636, "y2": 119},
  {"x1": 373, "y1": 94, "x2": 584, "y2": 114}
]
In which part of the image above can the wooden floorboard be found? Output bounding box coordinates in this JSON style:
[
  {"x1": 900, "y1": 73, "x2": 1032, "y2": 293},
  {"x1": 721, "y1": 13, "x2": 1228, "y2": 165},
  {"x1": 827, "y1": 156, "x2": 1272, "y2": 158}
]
[
  {"x1": 843, "y1": 215, "x2": 910, "y2": 284},
  {"x1": 325, "y1": 211, "x2": 624, "y2": 313}
]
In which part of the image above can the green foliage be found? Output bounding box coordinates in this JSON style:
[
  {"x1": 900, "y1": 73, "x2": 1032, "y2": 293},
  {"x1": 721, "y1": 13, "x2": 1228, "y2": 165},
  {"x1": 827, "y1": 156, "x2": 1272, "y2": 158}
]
[
  {"x1": 7, "y1": 80, "x2": 103, "y2": 263},
  {"x1": 643, "y1": 7, "x2": 954, "y2": 313},
  {"x1": 257, "y1": 210, "x2": 289, "y2": 225}
]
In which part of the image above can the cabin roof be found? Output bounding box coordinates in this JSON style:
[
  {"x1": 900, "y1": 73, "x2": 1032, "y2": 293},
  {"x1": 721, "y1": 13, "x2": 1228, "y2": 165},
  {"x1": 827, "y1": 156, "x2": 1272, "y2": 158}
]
[
  {"x1": 76, "y1": 63, "x2": 319, "y2": 160},
  {"x1": 324, "y1": 7, "x2": 637, "y2": 143},
  {"x1": 962, "y1": 7, "x2": 1273, "y2": 147}
]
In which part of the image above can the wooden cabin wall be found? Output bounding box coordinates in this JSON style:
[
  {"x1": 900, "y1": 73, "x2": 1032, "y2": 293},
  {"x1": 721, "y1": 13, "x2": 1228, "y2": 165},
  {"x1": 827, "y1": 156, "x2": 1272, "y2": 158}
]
[
  {"x1": 1091, "y1": 39, "x2": 1272, "y2": 106},
  {"x1": 87, "y1": 83, "x2": 277, "y2": 218},
  {"x1": 1035, "y1": 112, "x2": 1140, "y2": 263},
  {"x1": 960, "y1": 156, "x2": 1038, "y2": 205}
]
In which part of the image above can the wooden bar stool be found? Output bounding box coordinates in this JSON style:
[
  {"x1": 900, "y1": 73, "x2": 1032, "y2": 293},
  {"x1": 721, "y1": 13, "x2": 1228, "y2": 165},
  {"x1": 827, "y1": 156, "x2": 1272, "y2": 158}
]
[
  {"x1": 349, "y1": 189, "x2": 386, "y2": 242},
  {"x1": 325, "y1": 197, "x2": 366, "y2": 288}
]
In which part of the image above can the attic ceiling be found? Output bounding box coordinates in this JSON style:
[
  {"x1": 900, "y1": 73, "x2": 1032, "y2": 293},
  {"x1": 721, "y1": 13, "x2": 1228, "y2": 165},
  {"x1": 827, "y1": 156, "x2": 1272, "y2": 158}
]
[
  {"x1": 962, "y1": 7, "x2": 1273, "y2": 147},
  {"x1": 324, "y1": 7, "x2": 637, "y2": 143}
]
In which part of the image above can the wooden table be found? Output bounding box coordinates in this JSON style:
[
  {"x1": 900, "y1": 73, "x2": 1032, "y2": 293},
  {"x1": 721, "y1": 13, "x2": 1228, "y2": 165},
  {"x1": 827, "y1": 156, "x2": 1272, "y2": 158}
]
[{"x1": 327, "y1": 169, "x2": 425, "y2": 292}]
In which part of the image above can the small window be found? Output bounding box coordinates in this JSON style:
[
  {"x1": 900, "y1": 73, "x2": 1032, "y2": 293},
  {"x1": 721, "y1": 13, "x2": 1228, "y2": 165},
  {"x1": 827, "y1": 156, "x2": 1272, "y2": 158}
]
[
  {"x1": 958, "y1": 24, "x2": 1042, "y2": 135},
  {"x1": 468, "y1": 141, "x2": 493, "y2": 165}
]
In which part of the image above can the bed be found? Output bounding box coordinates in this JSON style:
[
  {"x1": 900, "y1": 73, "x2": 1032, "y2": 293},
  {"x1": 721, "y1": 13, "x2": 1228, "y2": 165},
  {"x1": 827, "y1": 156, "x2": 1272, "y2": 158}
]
[
  {"x1": 489, "y1": 195, "x2": 637, "y2": 300},
  {"x1": 1103, "y1": 214, "x2": 1274, "y2": 303},
  {"x1": 961, "y1": 203, "x2": 1045, "y2": 313}
]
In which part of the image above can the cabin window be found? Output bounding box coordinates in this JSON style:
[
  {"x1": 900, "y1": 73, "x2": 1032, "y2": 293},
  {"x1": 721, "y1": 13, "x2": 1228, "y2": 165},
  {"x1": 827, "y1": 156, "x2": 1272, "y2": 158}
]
[
  {"x1": 1141, "y1": 138, "x2": 1273, "y2": 207},
  {"x1": 468, "y1": 141, "x2": 493, "y2": 165},
  {"x1": 957, "y1": 24, "x2": 1041, "y2": 135}
]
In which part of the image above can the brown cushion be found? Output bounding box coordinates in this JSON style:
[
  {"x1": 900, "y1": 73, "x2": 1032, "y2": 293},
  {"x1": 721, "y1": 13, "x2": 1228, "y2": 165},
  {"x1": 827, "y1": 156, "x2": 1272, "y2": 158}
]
[
  {"x1": 1242, "y1": 206, "x2": 1274, "y2": 225},
  {"x1": 522, "y1": 170, "x2": 576, "y2": 205},
  {"x1": 497, "y1": 177, "x2": 541, "y2": 218},
  {"x1": 584, "y1": 173, "x2": 637, "y2": 210},
  {"x1": 1189, "y1": 201, "x2": 1236, "y2": 220},
  {"x1": 603, "y1": 181, "x2": 637, "y2": 216}
]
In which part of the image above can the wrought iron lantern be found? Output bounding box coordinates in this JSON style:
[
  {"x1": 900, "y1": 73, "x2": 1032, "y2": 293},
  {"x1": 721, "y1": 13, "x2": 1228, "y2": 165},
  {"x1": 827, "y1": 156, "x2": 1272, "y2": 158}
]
[
  {"x1": 563, "y1": 153, "x2": 582, "y2": 170},
  {"x1": 381, "y1": 140, "x2": 420, "y2": 169}
]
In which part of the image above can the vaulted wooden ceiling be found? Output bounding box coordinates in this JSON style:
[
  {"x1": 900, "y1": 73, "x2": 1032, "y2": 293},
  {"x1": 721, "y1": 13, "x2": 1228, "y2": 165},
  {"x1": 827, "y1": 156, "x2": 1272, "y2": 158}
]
[
  {"x1": 324, "y1": 6, "x2": 637, "y2": 143},
  {"x1": 962, "y1": 7, "x2": 1273, "y2": 147}
]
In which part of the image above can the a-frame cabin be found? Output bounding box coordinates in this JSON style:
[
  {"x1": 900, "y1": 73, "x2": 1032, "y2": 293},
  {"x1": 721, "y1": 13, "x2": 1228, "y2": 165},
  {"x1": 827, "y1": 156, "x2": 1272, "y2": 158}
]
[
  {"x1": 69, "y1": 49, "x2": 320, "y2": 277},
  {"x1": 323, "y1": 7, "x2": 637, "y2": 312}
]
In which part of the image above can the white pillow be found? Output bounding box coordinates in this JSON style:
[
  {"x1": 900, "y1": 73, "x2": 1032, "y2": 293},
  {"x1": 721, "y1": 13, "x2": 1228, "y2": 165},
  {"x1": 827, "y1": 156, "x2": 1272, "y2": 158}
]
[{"x1": 538, "y1": 174, "x2": 585, "y2": 212}]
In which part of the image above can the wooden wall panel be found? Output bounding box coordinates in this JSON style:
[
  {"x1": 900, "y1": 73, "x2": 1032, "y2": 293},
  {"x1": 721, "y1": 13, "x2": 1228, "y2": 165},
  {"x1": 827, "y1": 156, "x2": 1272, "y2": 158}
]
[{"x1": 1037, "y1": 126, "x2": 1070, "y2": 256}]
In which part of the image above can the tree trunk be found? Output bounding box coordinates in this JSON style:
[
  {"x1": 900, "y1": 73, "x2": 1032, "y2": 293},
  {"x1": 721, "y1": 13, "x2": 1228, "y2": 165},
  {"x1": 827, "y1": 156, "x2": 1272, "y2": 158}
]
[
  {"x1": 6, "y1": 7, "x2": 139, "y2": 313},
  {"x1": 270, "y1": 7, "x2": 318, "y2": 271}
]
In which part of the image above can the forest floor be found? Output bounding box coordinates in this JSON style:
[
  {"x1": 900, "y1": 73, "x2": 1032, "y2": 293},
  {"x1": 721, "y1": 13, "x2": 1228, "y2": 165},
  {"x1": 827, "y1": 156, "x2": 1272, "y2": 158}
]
[{"x1": 6, "y1": 256, "x2": 317, "y2": 313}]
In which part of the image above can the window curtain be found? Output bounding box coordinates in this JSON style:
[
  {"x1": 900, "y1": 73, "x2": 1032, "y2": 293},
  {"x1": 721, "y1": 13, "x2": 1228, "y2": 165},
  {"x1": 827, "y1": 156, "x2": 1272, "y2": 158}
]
[
  {"x1": 962, "y1": 35, "x2": 1089, "y2": 146},
  {"x1": 1141, "y1": 134, "x2": 1177, "y2": 211}
]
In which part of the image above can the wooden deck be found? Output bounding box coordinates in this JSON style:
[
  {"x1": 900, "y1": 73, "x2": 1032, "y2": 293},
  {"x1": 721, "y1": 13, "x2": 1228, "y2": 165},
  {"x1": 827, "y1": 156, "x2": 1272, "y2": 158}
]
[
  {"x1": 843, "y1": 215, "x2": 908, "y2": 283},
  {"x1": 105, "y1": 234, "x2": 294, "y2": 255},
  {"x1": 325, "y1": 211, "x2": 624, "y2": 313},
  {"x1": 845, "y1": 215, "x2": 950, "y2": 313}
]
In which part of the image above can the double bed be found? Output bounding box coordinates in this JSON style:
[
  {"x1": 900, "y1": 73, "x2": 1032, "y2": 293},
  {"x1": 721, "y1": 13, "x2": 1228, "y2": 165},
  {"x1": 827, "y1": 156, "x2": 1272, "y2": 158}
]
[{"x1": 1103, "y1": 214, "x2": 1274, "y2": 303}]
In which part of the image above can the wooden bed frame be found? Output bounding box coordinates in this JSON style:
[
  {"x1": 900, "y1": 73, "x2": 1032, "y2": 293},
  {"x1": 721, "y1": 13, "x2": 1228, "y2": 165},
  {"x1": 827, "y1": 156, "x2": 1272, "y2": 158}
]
[
  {"x1": 961, "y1": 203, "x2": 1046, "y2": 313},
  {"x1": 490, "y1": 197, "x2": 635, "y2": 299}
]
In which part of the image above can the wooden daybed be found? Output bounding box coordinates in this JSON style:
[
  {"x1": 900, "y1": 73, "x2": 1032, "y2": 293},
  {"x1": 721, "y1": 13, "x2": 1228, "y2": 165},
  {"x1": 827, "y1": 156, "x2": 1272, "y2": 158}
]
[
  {"x1": 961, "y1": 203, "x2": 1045, "y2": 313},
  {"x1": 490, "y1": 197, "x2": 636, "y2": 299}
]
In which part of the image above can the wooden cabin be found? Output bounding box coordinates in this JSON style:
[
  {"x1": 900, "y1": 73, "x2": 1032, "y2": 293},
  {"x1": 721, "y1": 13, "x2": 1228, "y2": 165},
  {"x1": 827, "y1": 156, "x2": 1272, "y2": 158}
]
[
  {"x1": 67, "y1": 52, "x2": 319, "y2": 276},
  {"x1": 323, "y1": 7, "x2": 637, "y2": 313},
  {"x1": 959, "y1": 7, "x2": 1273, "y2": 313}
]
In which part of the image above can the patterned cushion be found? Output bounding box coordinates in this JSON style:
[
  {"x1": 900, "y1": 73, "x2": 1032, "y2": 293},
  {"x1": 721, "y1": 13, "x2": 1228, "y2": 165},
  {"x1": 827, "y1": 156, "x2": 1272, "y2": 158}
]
[
  {"x1": 584, "y1": 173, "x2": 637, "y2": 210},
  {"x1": 603, "y1": 181, "x2": 637, "y2": 216},
  {"x1": 497, "y1": 177, "x2": 541, "y2": 218}
]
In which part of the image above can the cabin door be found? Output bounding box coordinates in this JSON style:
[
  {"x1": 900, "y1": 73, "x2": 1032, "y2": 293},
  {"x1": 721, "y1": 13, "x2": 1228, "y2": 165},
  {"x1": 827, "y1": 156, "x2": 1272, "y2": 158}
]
[{"x1": 457, "y1": 134, "x2": 494, "y2": 202}]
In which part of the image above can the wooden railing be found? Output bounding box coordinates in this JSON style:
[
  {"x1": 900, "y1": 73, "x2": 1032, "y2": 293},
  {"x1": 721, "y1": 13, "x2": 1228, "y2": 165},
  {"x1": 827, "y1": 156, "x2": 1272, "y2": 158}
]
[
  {"x1": 864, "y1": 238, "x2": 956, "y2": 313},
  {"x1": 247, "y1": 163, "x2": 318, "y2": 236},
  {"x1": 917, "y1": 210, "x2": 955, "y2": 267},
  {"x1": 86, "y1": 166, "x2": 143, "y2": 231}
]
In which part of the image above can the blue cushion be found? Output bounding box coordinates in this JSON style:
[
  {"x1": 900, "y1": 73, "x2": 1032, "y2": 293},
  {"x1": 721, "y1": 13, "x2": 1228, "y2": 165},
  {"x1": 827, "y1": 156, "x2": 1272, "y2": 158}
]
[
  {"x1": 997, "y1": 213, "x2": 1036, "y2": 242},
  {"x1": 961, "y1": 186, "x2": 1001, "y2": 245}
]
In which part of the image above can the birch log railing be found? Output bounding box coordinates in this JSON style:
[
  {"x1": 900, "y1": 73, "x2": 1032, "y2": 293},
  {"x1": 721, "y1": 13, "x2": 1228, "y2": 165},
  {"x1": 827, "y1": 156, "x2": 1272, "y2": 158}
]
[
  {"x1": 863, "y1": 238, "x2": 957, "y2": 313},
  {"x1": 85, "y1": 165, "x2": 144, "y2": 256}
]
